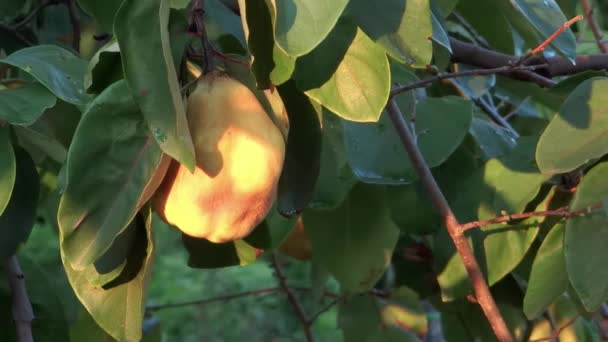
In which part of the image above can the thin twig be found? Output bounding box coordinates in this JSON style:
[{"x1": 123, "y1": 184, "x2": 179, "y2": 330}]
[
  {"x1": 473, "y1": 95, "x2": 520, "y2": 138},
  {"x1": 385, "y1": 99, "x2": 514, "y2": 342},
  {"x1": 191, "y1": 0, "x2": 213, "y2": 74},
  {"x1": 270, "y1": 254, "x2": 314, "y2": 342},
  {"x1": 146, "y1": 286, "x2": 340, "y2": 312},
  {"x1": 529, "y1": 312, "x2": 583, "y2": 342},
  {"x1": 390, "y1": 64, "x2": 548, "y2": 97},
  {"x1": 517, "y1": 15, "x2": 583, "y2": 65},
  {"x1": 4, "y1": 255, "x2": 34, "y2": 342},
  {"x1": 65, "y1": 0, "x2": 80, "y2": 52},
  {"x1": 307, "y1": 297, "x2": 342, "y2": 324},
  {"x1": 146, "y1": 287, "x2": 281, "y2": 312},
  {"x1": 580, "y1": 0, "x2": 608, "y2": 53},
  {"x1": 459, "y1": 203, "x2": 603, "y2": 232}
]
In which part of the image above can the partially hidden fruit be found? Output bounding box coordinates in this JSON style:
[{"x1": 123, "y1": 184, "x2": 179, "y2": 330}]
[
  {"x1": 153, "y1": 71, "x2": 286, "y2": 243},
  {"x1": 278, "y1": 217, "x2": 311, "y2": 261}
]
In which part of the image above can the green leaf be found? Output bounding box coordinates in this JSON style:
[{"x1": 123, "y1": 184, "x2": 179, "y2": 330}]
[
  {"x1": 0, "y1": 82, "x2": 57, "y2": 125},
  {"x1": 0, "y1": 126, "x2": 15, "y2": 216},
  {"x1": 244, "y1": 202, "x2": 298, "y2": 250},
  {"x1": 183, "y1": 234, "x2": 259, "y2": 268},
  {"x1": 537, "y1": 77, "x2": 608, "y2": 175},
  {"x1": 114, "y1": 0, "x2": 196, "y2": 171},
  {"x1": 0, "y1": 146, "x2": 39, "y2": 260},
  {"x1": 78, "y1": 0, "x2": 124, "y2": 33},
  {"x1": 347, "y1": 0, "x2": 433, "y2": 67},
  {"x1": 239, "y1": 0, "x2": 274, "y2": 88},
  {"x1": 436, "y1": 139, "x2": 546, "y2": 300},
  {"x1": 387, "y1": 184, "x2": 441, "y2": 235},
  {"x1": 456, "y1": 0, "x2": 514, "y2": 54},
  {"x1": 309, "y1": 110, "x2": 357, "y2": 210},
  {"x1": 204, "y1": 0, "x2": 246, "y2": 52},
  {"x1": 271, "y1": 0, "x2": 349, "y2": 57},
  {"x1": 338, "y1": 289, "x2": 424, "y2": 341},
  {"x1": 276, "y1": 80, "x2": 322, "y2": 217},
  {"x1": 62, "y1": 211, "x2": 155, "y2": 342},
  {"x1": 58, "y1": 80, "x2": 165, "y2": 269},
  {"x1": 524, "y1": 223, "x2": 568, "y2": 319},
  {"x1": 343, "y1": 95, "x2": 472, "y2": 185},
  {"x1": 502, "y1": 0, "x2": 577, "y2": 61},
  {"x1": 0, "y1": 45, "x2": 91, "y2": 106},
  {"x1": 417, "y1": 96, "x2": 473, "y2": 167},
  {"x1": 85, "y1": 39, "x2": 122, "y2": 94},
  {"x1": 566, "y1": 161, "x2": 608, "y2": 311},
  {"x1": 469, "y1": 116, "x2": 517, "y2": 160},
  {"x1": 430, "y1": 5, "x2": 451, "y2": 53},
  {"x1": 270, "y1": 44, "x2": 295, "y2": 85},
  {"x1": 298, "y1": 22, "x2": 390, "y2": 122},
  {"x1": 305, "y1": 183, "x2": 399, "y2": 293}
]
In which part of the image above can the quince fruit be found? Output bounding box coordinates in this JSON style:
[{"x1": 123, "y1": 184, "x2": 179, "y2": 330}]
[
  {"x1": 278, "y1": 217, "x2": 311, "y2": 261},
  {"x1": 153, "y1": 71, "x2": 286, "y2": 243}
]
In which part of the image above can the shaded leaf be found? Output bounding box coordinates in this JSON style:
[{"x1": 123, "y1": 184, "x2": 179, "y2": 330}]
[
  {"x1": 537, "y1": 77, "x2": 608, "y2": 175},
  {"x1": 78, "y1": 0, "x2": 124, "y2": 33},
  {"x1": 62, "y1": 211, "x2": 155, "y2": 342},
  {"x1": 338, "y1": 289, "x2": 425, "y2": 341},
  {"x1": 305, "y1": 183, "x2": 399, "y2": 294},
  {"x1": 0, "y1": 126, "x2": 15, "y2": 216},
  {"x1": 0, "y1": 45, "x2": 90, "y2": 106},
  {"x1": 0, "y1": 146, "x2": 39, "y2": 260},
  {"x1": 85, "y1": 39, "x2": 122, "y2": 94},
  {"x1": 309, "y1": 110, "x2": 357, "y2": 210},
  {"x1": 239, "y1": 0, "x2": 274, "y2": 88},
  {"x1": 58, "y1": 80, "x2": 165, "y2": 269},
  {"x1": 565, "y1": 161, "x2": 608, "y2": 311},
  {"x1": 456, "y1": 0, "x2": 514, "y2": 53},
  {"x1": 347, "y1": 0, "x2": 433, "y2": 67},
  {"x1": 114, "y1": 0, "x2": 196, "y2": 170},
  {"x1": 524, "y1": 223, "x2": 568, "y2": 319},
  {"x1": 0, "y1": 82, "x2": 57, "y2": 125},
  {"x1": 183, "y1": 234, "x2": 258, "y2": 268},
  {"x1": 270, "y1": 0, "x2": 349, "y2": 57},
  {"x1": 469, "y1": 116, "x2": 518, "y2": 160},
  {"x1": 245, "y1": 202, "x2": 298, "y2": 250},
  {"x1": 276, "y1": 80, "x2": 322, "y2": 217}
]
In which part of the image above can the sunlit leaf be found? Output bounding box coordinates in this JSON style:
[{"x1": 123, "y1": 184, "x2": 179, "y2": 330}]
[
  {"x1": 58, "y1": 80, "x2": 165, "y2": 269},
  {"x1": 114, "y1": 0, "x2": 196, "y2": 171}
]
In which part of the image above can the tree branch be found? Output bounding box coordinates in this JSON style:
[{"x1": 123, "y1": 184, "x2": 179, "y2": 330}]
[
  {"x1": 580, "y1": 0, "x2": 608, "y2": 53},
  {"x1": 4, "y1": 255, "x2": 34, "y2": 342},
  {"x1": 459, "y1": 203, "x2": 603, "y2": 232},
  {"x1": 270, "y1": 254, "x2": 314, "y2": 342},
  {"x1": 385, "y1": 99, "x2": 514, "y2": 342},
  {"x1": 449, "y1": 38, "x2": 608, "y2": 86}
]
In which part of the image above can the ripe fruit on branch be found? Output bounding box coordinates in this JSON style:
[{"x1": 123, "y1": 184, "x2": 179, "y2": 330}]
[{"x1": 153, "y1": 71, "x2": 286, "y2": 243}]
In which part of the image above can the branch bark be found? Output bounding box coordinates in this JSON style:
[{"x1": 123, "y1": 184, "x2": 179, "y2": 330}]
[
  {"x1": 580, "y1": 0, "x2": 608, "y2": 53},
  {"x1": 270, "y1": 254, "x2": 314, "y2": 342},
  {"x1": 4, "y1": 255, "x2": 34, "y2": 342},
  {"x1": 449, "y1": 38, "x2": 608, "y2": 86},
  {"x1": 385, "y1": 99, "x2": 514, "y2": 342}
]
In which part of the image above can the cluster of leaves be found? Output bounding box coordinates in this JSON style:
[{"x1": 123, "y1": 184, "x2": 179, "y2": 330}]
[{"x1": 3, "y1": 0, "x2": 608, "y2": 341}]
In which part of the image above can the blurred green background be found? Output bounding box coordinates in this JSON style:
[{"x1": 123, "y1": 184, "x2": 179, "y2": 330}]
[{"x1": 19, "y1": 215, "x2": 343, "y2": 341}]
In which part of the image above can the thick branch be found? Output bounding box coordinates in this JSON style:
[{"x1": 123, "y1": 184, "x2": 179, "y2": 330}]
[
  {"x1": 4, "y1": 256, "x2": 34, "y2": 342},
  {"x1": 580, "y1": 0, "x2": 608, "y2": 53},
  {"x1": 449, "y1": 38, "x2": 608, "y2": 86},
  {"x1": 385, "y1": 99, "x2": 514, "y2": 342}
]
